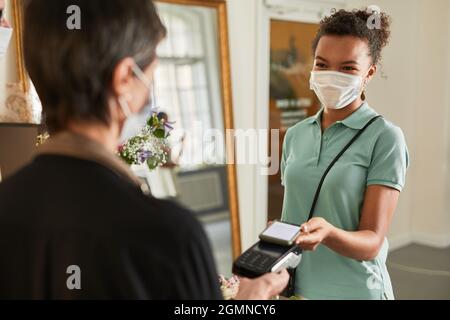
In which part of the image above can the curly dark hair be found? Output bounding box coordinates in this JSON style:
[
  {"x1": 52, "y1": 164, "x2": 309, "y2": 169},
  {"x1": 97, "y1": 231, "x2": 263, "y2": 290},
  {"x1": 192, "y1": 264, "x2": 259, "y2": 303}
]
[{"x1": 312, "y1": 8, "x2": 391, "y2": 65}]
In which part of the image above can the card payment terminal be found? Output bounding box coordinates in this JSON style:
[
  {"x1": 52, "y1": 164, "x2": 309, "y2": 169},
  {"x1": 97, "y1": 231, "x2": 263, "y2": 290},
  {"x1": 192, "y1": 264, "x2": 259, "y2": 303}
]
[{"x1": 232, "y1": 221, "x2": 303, "y2": 278}]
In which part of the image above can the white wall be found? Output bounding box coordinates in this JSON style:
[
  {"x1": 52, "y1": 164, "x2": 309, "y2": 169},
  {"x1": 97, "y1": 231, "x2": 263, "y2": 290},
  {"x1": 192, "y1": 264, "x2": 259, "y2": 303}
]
[
  {"x1": 227, "y1": 0, "x2": 260, "y2": 250},
  {"x1": 227, "y1": 0, "x2": 450, "y2": 251},
  {"x1": 409, "y1": 0, "x2": 450, "y2": 246}
]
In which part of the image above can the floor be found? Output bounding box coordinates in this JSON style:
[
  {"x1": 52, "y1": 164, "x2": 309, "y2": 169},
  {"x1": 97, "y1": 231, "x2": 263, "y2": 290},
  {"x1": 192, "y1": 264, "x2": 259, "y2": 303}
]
[{"x1": 387, "y1": 244, "x2": 450, "y2": 300}]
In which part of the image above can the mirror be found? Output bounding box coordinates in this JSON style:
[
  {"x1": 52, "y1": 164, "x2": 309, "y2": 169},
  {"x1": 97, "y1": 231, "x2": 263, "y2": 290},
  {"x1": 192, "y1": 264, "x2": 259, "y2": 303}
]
[
  {"x1": 149, "y1": 0, "x2": 240, "y2": 277},
  {"x1": 0, "y1": 0, "x2": 41, "y2": 124}
]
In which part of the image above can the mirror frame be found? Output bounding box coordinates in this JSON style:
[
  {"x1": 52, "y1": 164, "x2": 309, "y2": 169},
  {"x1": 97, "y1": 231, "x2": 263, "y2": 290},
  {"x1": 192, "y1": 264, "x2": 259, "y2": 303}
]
[
  {"x1": 1, "y1": 0, "x2": 38, "y2": 124},
  {"x1": 10, "y1": 0, "x2": 29, "y2": 94},
  {"x1": 156, "y1": 0, "x2": 241, "y2": 258}
]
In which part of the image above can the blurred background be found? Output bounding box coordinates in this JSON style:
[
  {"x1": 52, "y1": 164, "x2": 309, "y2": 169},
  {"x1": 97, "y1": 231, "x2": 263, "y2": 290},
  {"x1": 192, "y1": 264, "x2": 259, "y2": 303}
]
[{"x1": 1, "y1": 0, "x2": 449, "y2": 299}]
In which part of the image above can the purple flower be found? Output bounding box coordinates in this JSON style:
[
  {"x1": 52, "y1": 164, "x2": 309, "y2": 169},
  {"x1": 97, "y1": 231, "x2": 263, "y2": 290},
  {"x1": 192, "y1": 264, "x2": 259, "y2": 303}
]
[
  {"x1": 163, "y1": 121, "x2": 175, "y2": 136},
  {"x1": 138, "y1": 150, "x2": 152, "y2": 163}
]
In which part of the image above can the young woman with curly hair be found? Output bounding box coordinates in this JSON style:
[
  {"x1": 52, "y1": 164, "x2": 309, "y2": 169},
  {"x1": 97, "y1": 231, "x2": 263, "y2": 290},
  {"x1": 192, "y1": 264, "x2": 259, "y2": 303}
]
[{"x1": 281, "y1": 9, "x2": 409, "y2": 300}]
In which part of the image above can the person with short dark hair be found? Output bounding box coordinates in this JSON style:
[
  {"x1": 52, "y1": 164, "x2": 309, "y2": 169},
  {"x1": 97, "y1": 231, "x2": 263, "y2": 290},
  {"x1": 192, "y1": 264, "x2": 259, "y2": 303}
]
[{"x1": 0, "y1": 0, "x2": 289, "y2": 299}]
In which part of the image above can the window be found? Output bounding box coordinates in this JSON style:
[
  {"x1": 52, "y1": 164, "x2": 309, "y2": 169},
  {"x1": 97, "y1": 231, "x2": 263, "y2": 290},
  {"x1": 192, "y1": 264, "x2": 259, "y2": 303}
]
[{"x1": 154, "y1": 5, "x2": 222, "y2": 168}]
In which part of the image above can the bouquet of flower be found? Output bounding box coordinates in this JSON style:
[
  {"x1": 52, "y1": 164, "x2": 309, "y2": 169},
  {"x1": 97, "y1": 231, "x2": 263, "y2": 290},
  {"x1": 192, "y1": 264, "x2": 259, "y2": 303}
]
[
  {"x1": 218, "y1": 275, "x2": 240, "y2": 300},
  {"x1": 118, "y1": 112, "x2": 174, "y2": 171},
  {"x1": 36, "y1": 108, "x2": 173, "y2": 172}
]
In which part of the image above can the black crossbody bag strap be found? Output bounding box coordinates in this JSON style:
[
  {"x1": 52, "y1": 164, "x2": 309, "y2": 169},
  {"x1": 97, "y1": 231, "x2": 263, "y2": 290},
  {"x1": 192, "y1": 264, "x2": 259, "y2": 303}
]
[
  {"x1": 307, "y1": 115, "x2": 383, "y2": 220},
  {"x1": 284, "y1": 114, "x2": 383, "y2": 297}
]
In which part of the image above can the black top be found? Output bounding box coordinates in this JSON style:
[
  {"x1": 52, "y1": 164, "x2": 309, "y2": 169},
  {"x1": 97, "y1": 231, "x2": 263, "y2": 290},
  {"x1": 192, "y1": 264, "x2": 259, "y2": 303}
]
[{"x1": 0, "y1": 155, "x2": 222, "y2": 300}]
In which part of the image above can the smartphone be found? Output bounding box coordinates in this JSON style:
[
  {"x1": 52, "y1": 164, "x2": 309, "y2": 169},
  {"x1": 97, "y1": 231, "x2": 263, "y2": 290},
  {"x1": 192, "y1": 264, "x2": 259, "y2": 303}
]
[{"x1": 259, "y1": 220, "x2": 302, "y2": 246}]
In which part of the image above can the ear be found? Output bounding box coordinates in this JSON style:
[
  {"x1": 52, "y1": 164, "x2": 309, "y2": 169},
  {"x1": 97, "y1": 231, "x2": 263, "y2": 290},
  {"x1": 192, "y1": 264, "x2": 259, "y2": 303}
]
[
  {"x1": 366, "y1": 64, "x2": 377, "y2": 83},
  {"x1": 111, "y1": 57, "x2": 136, "y2": 97}
]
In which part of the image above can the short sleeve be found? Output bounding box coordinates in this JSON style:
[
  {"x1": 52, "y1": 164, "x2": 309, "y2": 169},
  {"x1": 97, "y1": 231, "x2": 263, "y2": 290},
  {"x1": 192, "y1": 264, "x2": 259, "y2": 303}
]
[{"x1": 367, "y1": 125, "x2": 409, "y2": 192}]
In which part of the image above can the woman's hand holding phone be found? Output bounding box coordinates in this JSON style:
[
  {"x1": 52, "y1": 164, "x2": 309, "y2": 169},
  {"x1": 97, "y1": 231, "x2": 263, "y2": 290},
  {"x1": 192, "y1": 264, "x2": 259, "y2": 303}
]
[
  {"x1": 295, "y1": 217, "x2": 335, "y2": 251},
  {"x1": 266, "y1": 218, "x2": 336, "y2": 251}
]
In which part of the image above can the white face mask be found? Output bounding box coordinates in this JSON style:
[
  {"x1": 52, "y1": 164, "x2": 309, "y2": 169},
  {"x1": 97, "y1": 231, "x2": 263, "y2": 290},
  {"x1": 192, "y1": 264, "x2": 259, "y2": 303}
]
[
  {"x1": 310, "y1": 70, "x2": 364, "y2": 110},
  {"x1": 118, "y1": 63, "x2": 156, "y2": 144},
  {"x1": 0, "y1": 26, "x2": 12, "y2": 59}
]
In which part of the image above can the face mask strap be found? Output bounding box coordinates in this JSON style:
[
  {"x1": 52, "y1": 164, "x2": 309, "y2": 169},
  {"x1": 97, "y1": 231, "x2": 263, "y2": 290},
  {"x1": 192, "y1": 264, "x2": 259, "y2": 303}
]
[
  {"x1": 118, "y1": 96, "x2": 132, "y2": 118},
  {"x1": 149, "y1": 78, "x2": 158, "y2": 110},
  {"x1": 131, "y1": 62, "x2": 159, "y2": 110},
  {"x1": 131, "y1": 63, "x2": 152, "y2": 89}
]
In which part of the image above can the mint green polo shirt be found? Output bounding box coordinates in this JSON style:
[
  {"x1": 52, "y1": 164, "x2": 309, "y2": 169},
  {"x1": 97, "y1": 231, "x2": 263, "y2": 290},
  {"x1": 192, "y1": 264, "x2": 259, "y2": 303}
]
[{"x1": 281, "y1": 102, "x2": 409, "y2": 300}]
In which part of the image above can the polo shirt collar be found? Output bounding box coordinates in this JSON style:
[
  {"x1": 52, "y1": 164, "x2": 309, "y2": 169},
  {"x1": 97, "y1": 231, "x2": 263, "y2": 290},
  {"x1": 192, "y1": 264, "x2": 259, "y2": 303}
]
[{"x1": 306, "y1": 102, "x2": 378, "y2": 130}]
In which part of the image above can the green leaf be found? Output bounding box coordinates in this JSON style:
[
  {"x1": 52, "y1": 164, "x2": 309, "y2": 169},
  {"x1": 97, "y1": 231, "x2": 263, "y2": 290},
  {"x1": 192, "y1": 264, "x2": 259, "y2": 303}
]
[
  {"x1": 147, "y1": 158, "x2": 158, "y2": 171},
  {"x1": 150, "y1": 115, "x2": 161, "y2": 127},
  {"x1": 153, "y1": 129, "x2": 166, "y2": 139}
]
